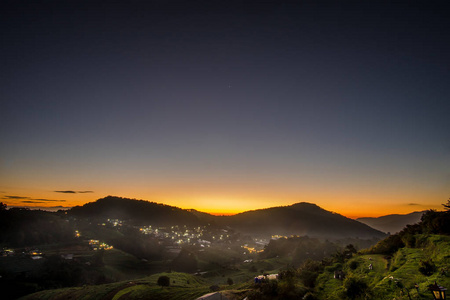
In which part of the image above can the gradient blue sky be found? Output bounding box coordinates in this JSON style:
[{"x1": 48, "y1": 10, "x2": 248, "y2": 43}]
[{"x1": 1, "y1": 1, "x2": 449, "y2": 217}]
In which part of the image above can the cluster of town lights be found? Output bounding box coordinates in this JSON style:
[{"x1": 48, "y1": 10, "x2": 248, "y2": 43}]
[{"x1": 89, "y1": 240, "x2": 113, "y2": 251}]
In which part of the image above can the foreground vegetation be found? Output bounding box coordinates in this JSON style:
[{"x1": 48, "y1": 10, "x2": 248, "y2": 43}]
[
  {"x1": 21, "y1": 272, "x2": 212, "y2": 300},
  {"x1": 20, "y1": 230, "x2": 450, "y2": 300}
]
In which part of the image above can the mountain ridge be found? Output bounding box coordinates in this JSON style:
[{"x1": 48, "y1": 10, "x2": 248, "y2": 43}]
[
  {"x1": 222, "y1": 202, "x2": 385, "y2": 239},
  {"x1": 69, "y1": 196, "x2": 385, "y2": 239},
  {"x1": 357, "y1": 211, "x2": 425, "y2": 234}
]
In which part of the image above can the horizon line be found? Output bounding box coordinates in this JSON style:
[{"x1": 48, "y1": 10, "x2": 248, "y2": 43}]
[{"x1": 4, "y1": 202, "x2": 429, "y2": 220}]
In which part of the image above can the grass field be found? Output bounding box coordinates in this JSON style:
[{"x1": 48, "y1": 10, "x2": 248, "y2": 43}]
[
  {"x1": 19, "y1": 272, "x2": 215, "y2": 300},
  {"x1": 316, "y1": 234, "x2": 450, "y2": 300}
]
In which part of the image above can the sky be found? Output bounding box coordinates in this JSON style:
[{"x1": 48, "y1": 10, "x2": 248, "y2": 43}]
[{"x1": 1, "y1": 0, "x2": 449, "y2": 218}]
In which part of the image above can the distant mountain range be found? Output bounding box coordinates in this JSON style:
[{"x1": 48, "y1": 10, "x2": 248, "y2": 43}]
[
  {"x1": 69, "y1": 196, "x2": 386, "y2": 239},
  {"x1": 357, "y1": 211, "x2": 425, "y2": 234}
]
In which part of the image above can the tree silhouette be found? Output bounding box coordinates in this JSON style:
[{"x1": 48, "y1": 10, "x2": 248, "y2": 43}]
[
  {"x1": 344, "y1": 276, "x2": 369, "y2": 299},
  {"x1": 157, "y1": 276, "x2": 170, "y2": 287},
  {"x1": 171, "y1": 248, "x2": 198, "y2": 273},
  {"x1": 442, "y1": 198, "x2": 450, "y2": 211}
]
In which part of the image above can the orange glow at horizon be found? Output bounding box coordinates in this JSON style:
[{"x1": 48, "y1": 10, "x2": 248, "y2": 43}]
[
  {"x1": 2, "y1": 194, "x2": 443, "y2": 220},
  {"x1": 0, "y1": 185, "x2": 445, "y2": 219},
  {"x1": 208, "y1": 212, "x2": 237, "y2": 216}
]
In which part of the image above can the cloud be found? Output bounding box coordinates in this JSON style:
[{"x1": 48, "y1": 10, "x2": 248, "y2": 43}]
[
  {"x1": 407, "y1": 203, "x2": 421, "y2": 206},
  {"x1": 21, "y1": 200, "x2": 46, "y2": 204},
  {"x1": 54, "y1": 190, "x2": 94, "y2": 194},
  {"x1": 34, "y1": 199, "x2": 67, "y2": 202},
  {"x1": 3, "y1": 196, "x2": 67, "y2": 202},
  {"x1": 9, "y1": 205, "x2": 71, "y2": 211},
  {"x1": 3, "y1": 195, "x2": 31, "y2": 199}
]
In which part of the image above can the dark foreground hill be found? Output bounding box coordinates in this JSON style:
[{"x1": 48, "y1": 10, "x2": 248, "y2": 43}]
[
  {"x1": 357, "y1": 211, "x2": 425, "y2": 234},
  {"x1": 220, "y1": 202, "x2": 386, "y2": 239}
]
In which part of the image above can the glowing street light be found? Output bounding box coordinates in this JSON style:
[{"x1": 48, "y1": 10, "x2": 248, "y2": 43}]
[{"x1": 429, "y1": 282, "x2": 447, "y2": 299}]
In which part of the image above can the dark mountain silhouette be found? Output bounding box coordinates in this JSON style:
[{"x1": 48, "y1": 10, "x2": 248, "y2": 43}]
[
  {"x1": 220, "y1": 202, "x2": 386, "y2": 239},
  {"x1": 0, "y1": 207, "x2": 74, "y2": 247},
  {"x1": 357, "y1": 211, "x2": 425, "y2": 234},
  {"x1": 69, "y1": 196, "x2": 201, "y2": 226},
  {"x1": 68, "y1": 197, "x2": 385, "y2": 239}
]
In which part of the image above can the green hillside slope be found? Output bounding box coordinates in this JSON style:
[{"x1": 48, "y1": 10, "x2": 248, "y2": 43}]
[
  {"x1": 20, "y1": 272, "x2": 211, "y2": 300},
  {"x1": 315, "y1": 234, "x2": 450, "y2": 299}
]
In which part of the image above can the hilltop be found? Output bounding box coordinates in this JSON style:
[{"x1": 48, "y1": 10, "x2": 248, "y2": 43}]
[
  {"x1": 221, "y1": 202, "x2": 386, "y2": 239},
  {"x1": 69, "y1": 196, "x2": 202, "y2": 226}
]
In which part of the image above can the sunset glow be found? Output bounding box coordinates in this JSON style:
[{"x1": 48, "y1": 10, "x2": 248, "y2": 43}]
[
  {"x1": 1, "y1": 185, "x2": 444, "y2": 219},
  {"x1": 1, "y1": 1, "x2": 448, "y2": 220}
]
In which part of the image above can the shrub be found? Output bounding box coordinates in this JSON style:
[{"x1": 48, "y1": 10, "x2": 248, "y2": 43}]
[
  {"x1": 157, "y1": 275, "x2": 170, "y2": 287},
  {"x1": 299, "y1": 270, "x2": 318, "y2": 288},
  {"x1": 227, "y1": 277, "x2": 233, "y2": 285},
  {"x1": 246, "y1": 290, "x2": 263, "y2": 300},
  {"x1": 419, "y1": 259, "x2": 436, "y2": 276},
  {"x1": 368, "y1": 234, "x2": 404, "y2": 255},
  {"x1": 171, "y1": 248, "x2": 198, "y2": 273},
  {"x1": 349, "y1": 260, "x2": 359, "y2": 270},
  {"x1": 303, "y1": 292, "x2": 318, "y2": 300},
  {"x1": 210, "y1": 285, "x2": 220, "y2": 292},
  {"x1": 260, "y1": 280, "x2": 278, "y2": 297},
  {"x1": 278, "y1": 281, "x2": 307, "y2": 299},
  {"x1": 344, "y1": 276, "x2": 369, "y2": 300},
  {"x1": 402, "y1": 233, "x2": 416, "y2": 248},
  {"x1": 325, "y1": 263, "x2": 343, "y2": 272}
]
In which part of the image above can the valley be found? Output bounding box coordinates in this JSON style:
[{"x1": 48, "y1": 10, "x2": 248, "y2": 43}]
[{"x1": 1, "y1": 197, "x2": 449, "y2": 299}]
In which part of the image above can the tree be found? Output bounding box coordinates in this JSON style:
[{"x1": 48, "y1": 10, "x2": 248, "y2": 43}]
[
  {"x1": 303, "y1": 292, "x2": 318, "y2": 300},
  {"x1": 227, "y1": 277, "x2": 233, "y2": 285},
  {"x1": 344, "y1": 276, "x2": 369, "y2": 299},
  {"x1": 171, "y1": 248, "x2": 198, "y2": 273},
  {"x1": 344, "y1": 244, "x2": 357, "y2": 258},
  {"x1": 418, "y1": 259, "x2": 436, "y2": 276},
  {"x1": 349, "y1": 260, "x2": 359, "y2": 270},
  {"x1": 0, "y1": 202, "x2": 6, "y2": 211},
  {"x1": 443, "y1": 198, "x2": 450, "y2": 211},
  {"x1": 298, "y1": 260, "x2": 323, "y2": 289},
  {"x1": 157, "y1": 275, "x2": 170, "y2": 287}
]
